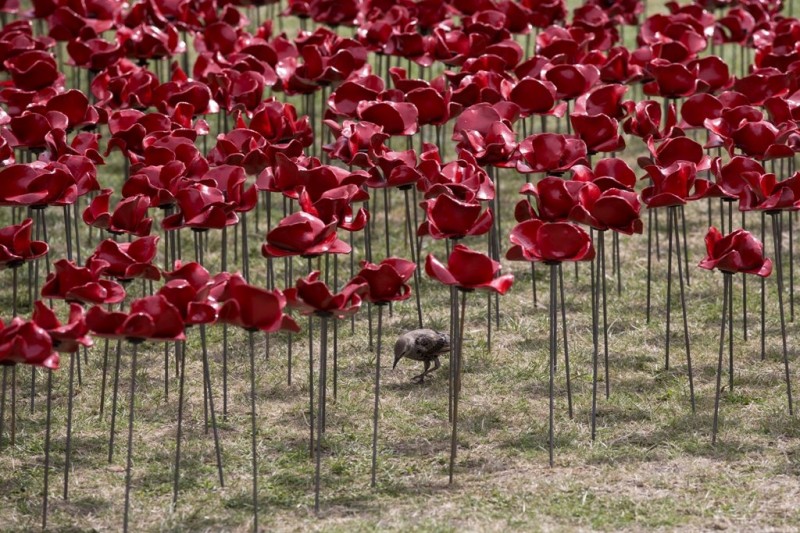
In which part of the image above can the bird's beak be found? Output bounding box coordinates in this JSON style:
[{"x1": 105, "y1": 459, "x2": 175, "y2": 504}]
[{"x1": 392, "y1": 355, "x2": 401, "y2": 369}]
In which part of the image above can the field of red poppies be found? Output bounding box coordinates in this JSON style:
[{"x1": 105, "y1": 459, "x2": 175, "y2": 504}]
[{"x1": 3, "y1": 0, "x2": 800, "y2": 530}]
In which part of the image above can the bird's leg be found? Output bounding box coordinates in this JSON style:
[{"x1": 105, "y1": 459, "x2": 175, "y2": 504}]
[
  {"x1": 430, "y1": 357, "x2": 441, "y2": 375},
  {"x1": 412, "y1": 360, "x2": 432, "y2": 383}
]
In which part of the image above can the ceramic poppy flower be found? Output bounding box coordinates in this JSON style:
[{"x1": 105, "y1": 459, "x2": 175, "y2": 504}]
[
  {"x1": 366, "y1": 149, "x2": 423, "y2": 189},
  {"x1": 323, "y1": 120, "x2": 389, "y2": 168},
  {"x1": 507, "y1": 219, "x2": 595, "y2": 263},
  {"x1": 216, "y1": 274, "x2": 299, "y2": 333},
  {"x1": 298, "y1": 184, "x2": 368, "y2": 232},
  {"x1": 354, "y1": 258, "x2": 415, "y2": 304},
  {"x1": 90, "y1": 60, "x2": 160, "y2": 110},
  {"x1": 574, "y1": 84, "x2": 630, "y2": 120},
  {"x1": 248, "y1": 99, "x2": 313, "y2": 148},
  {"x1": 570, "y1": 186, "x2": 643, "y2": 235},
  {"x1": 699, "y1": 227, "x2": 772, "y2": 277},
  {"x1": 121, "y1": 161, "x2": 187, "y2": 209},
  {"x1": 117, "y1": 23, "x2": 186, "y2": 63},
  {"x1": 67, "y1": 35, "x2": 124, "y2": 72},
  {"x1": 86, "y1": 295, "x2": 186, "y2": 343},
  {"x1": 203, "y1": 164, "x2": 258, "y2": 213},
  {"x1": 284, "y1": 271, "x2": 367, "y2": 318},
  {"x1": 356, "y1": 100, "x2": 419, "y2": 136},
  {"x1": 641, "y1": 162, "x2": 710, "y2": 208},
  {"x1": 32, "y1": 302, "x2": 92, "y2": 354},
  {"x1": 88, "y1": 236, "x2": 161, "y2": 282},
  {"x1": 679, "y1": 93, "x2": 724, "y2": 130},
  {"x1": 327, "y1": 75, "x2": 384, "y2": 118},
  {"x1": 519, "y1": 176, "x2": 586, "y2": 222},
  {"x1": 623, "y1": 99, "x2": 678, "y2": 141},
  {"x1": 425, "y1": 244, "x2": 514, "y2": 294},
  {"x1": 0, "y1": 163, "x2": 78, "y2": 207},
  {"x1": 732, "y1": 68, "x2": 789, "y2": 106},
  {"x1": 0, "y1": 218, "x2": 48, "y2": 269},
  {"x1": 158, "y1": 277, "x2": 218, "y2": 326},
  {"x1": 456, "y1": 119, "x2": 518, "y2": 167},
  {"x1": 207, "y1": 127, "x2": 271, "y2": 175},
  {"x1": 710, "y1": 156, "x2": 765, "y2": 200},
  {"x1": 83, "y1": 189, "x2": 152, "y2": 236},
  {"x1": 571, "y1": 158, "x2": 637, "y2": 191},
  {"x1": 7, "y1": 110, "x2": 68, "y2": 150},
  {"x1": 418, "y1": 148, "x2": 496, "y2": 202},
  {"x1": 3, "y1": 50, "x2": 61, "y2": 91},
  {"x1": 570, "y1": 113, "x2": 625, "y2": 154},
  {"x1": 41, "y1": 259, "x2": 126, "y2": 305},
  {"x1": 262, "y1": 211, "x2": 351, "y2": 258},
  {"x1": 515, "y1": 133, "x2": 588, "y2": 175},
  {"x1": 643, "y1": 59, "x2": 701, "y2": 99},
  {"x1": 599, "y1": 46, "x2": 644, "y2": 85},
  {"x1": 162, "y1": 183, "x2": 239, "y2": 231},
  {"x1": 418, "y1": 192, "x2": 493, "y2": 240},
  {"x1": 0, "y1": 317, "x2": 58, "y2": 369},
  {"x1": 737, "y1": 171, "x2": 800, "y2": 212},
  {"x1": 688, "y1": 56, "x2": 733, "y2": 93},
  {"x1": 153, "y1": 67, "x2": 218, "y2": 116},
  {"x1": 543, "y1": 63, "x2": 600, "y2": 101},
  {"x1": 502, "y1": 77, "x2": 565, "y2": 117},
  {"x1": 729, "y1": 121, "x2": 796, "y2": 161},
  {"x1": 639, "y1": 136, "x2": 711, "y2": 171}
]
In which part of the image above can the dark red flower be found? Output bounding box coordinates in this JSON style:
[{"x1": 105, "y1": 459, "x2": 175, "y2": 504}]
[
  {"x1": 640, "y1": 136, "x2": 711, "y2": 171},
  {"x1": 502, "y1": 77, "x2": 565, "y2": 117},
  {"x1": 643, "y1": 59, "x2": 700, "y2": 99},
  {"x1": 679, "y1": 93, "x2": 723, "y2": 130},
  {"x1": 88, "y1": 236, "x2": 161, "y2": 282},
  {"x1": 507, "y1": 219, "x2": 595, "y2": 263},
  {"x1": 519, "y1": 176, "x2": 586, "y2": 222},
  {"x1": 570, "y1": 185, "x2": 643, "y2": 235},
  {"x1": 121, "y1": 161, "x2": 187, "y2": 209},
  {"x1": 418, "y1": 192, "x2": 493, "y2": 240},
  {"x1": 574, "y1": 84, "x2": 630, "y2": 120},
  {"x1": 623, "y1": 99, "x2": 678, "y2": 141},
  {"x1": 515, "y1": 133, "x2": 587, "y2": 175},
  {"x1": 3, "y1": 50, "x2": 61, "y2": 91},
  {"x1": 688, "y1": 56, "x2": 733, "y2": 93},
  {"x1": 159, "y1": 262, "x2": 218, "y2": 326},
  {"x1": 285, "y1": 271, "x2": 366, "y2": 318},
  {"x1": 570, "y1": 113, "x2": 625, "y2": 154},
  {"x1": 7, "y1": 110, "x2": 68, "y2": 150},
  {"x1": 67, "y1": 36, "x2": 124, "y2": 72},
  {"x1": 425, "y1": 244, "x2": 514, "y2": 293},
  {"x1": 261, "y1": 211, "x2": 351, "y2": 258},
  {"x1": 41, "y1": 259, "x2": 126, "y2": 305},
  {"x1": 732, "y1": 68, "x2": 789, "y2": 106},
  {"x1": 216, "y1": 274, "x2": 299, "y2": 333},
  {"x1": 86, "y1": 295, "x2": 185, "y2": 342},
  {"x1": 354, "y1": 257, "x2": 415, "y2": 304},
  {"x1": 0, "y1": 163, "x2": 78, "y2": 207},
  {"x1": 699, "y1": 227, "x2": 772, "y2": 277},
  {"x1": 327, "y1": 75, "x2": 383, "y2": 117},
  {"x1": 298, "y1": 184, "x2": 368, "y2": 232},
  {"x1": 0, "y1": 317, "x2": 58, "y2": 369},
  {"x1": 203, "y1": 164, "x2": 258, "y2": 212},
  {"x1": 32, "y1": 302, "x2": 92, "y2": 353},
  {"x1": 357, "y1": 100, "x2": 419, "y2": 136},
  {"x1": 571, "y1": 158, "x2": 637, "y2": 191},
  {"x1": 737, "y1": 171, "x2": 800, "y2": 212},
  {"x1": 117, "y1": 23, "x2": 186, "y2": 62},
  {"x1": 90, "y1": 60, "x2": 160, "y2": 110},
  {"x1": 83, "y1": 189, "x2": 153, "y2": 236},
  {"x1": 0, "y1": 218, "x2": 48, "y2": 269},
  {"x1": 641, "y1": 162, "x2": 710, "y2": 208},
  {"x1": 161, "y1": 183, "x2": 239, "y2": 231},
  {"x1": 729, "y1": 121, "x2": 796, "y2": 161},
  {"x1": 543, "y1": 63, "x2": 600, "y2": 101},
  {"x1": 710, "y1": 156, "x2": 764, "y2": 200}
]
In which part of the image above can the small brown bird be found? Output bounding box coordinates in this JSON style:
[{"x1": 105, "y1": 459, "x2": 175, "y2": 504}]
[{"x1": 393, "y1": 329, "x2": 451, "y2": 382}]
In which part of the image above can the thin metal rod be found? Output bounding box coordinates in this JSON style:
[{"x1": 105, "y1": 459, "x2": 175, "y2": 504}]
[
  {"x1": 315, "y1": 317, "x2": 328, "y2": 513},
  {"x1": 172, "y1": 341, "x2": 186, "y2": 505},
  {"x1": 549, "y1": 264, "x2": 557, "y2": 467},
  {"x1": 248, "y1": 331, "x2": 259, "y2": 531},
  {"x1": 712, "y1": 274, "x2": 730, "y2": 445},
  {"x1": 672, "y1": 208, "x2": 695, "y2": 411},
  {"x1": 108, "y1": 339, "x2": 123, "y2": 463},
  {"x1": 63, "y1": 353, "x2": 76, "y2": 499},
  {"x1": 122, "y1": 343, "x2": 139, "y2": 533},
  {"x1": 42, "y1": 370, "x2": 53, "y2": 529},
  {"x1": 771, "y1": 213, "x2": 794, "y2": 415},
  {"x1": 558, "y1": 264, "x2": 572, "y2": 419},
  {"x1": 665, "y1": 207, "x2": 674, "y2": 370},
  {"x1": 449, "y1": 290, "x2": 467, "y2": 484},
  {"x1": 371, "y1": 306, "x2": 383, "y2": 487}
]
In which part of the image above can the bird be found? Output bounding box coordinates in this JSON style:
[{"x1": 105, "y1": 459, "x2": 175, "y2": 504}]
[{"x1": 393, "y1": 329, "x2": 451, "y2": 383}]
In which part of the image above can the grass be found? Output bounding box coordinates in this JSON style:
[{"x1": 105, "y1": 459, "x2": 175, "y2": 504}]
[{"x1": 4, "y1": 0, "x2": 800, "y2": 531}]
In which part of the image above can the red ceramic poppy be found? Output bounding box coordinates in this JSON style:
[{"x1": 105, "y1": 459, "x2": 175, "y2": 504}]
[
  {"x1": 571, "y1": 158, "x2": 637, "y2": 192},
  {"x1": 641, "y1": 162, "x2": 710, "y2": 208},
  {"x1": 153, "y1": 67, "x2": 218, "y2": 116},
  {"x1": 262, "y1": 211, "x2": 351, "y2": 258},
  {"x1": 418, "y1": 148, "x2": 495, "y2": 202},
  {"x1": 507, "y1": 219, "x2": 595, "y2": 263},
  {"x1": 688, "y1": 56, "x2": 733, "y2": 93},
  {"x1": 0, "y1": 317, "x2": 58, "y2": 369},
  {"x1": 515, "y1": 133, "x2": 588, "y2": 175},
  {"x1": 88, "y1": 236, "x2": 161, "y2": 282},
  {"x1": 121, "y1": 161, "x2": 187, "y2": 209},
  {"x1": 7, "y1": 110, "x2": 68, "y2": 150},
  {"x1": 83, "y1": 189, "x2": 153, "y2": 236},
  {"x1": 354, "y1": 257, "x2": 415, "y2": 304},
  {"x1": 570, "y1": 186, "x2": 643, "y2": 235},
  {"x1": 527, "y1": 0, "x2": 567, "y2": 28},
  {"x1": 623, "y1": 99, "x2": 678, "y2": 141},
  {"x1": 732, "y1": 68, "x2": 789, "y2": 106},
  {"x1": 366, "y1": 149, "x2": 423, "y2": 189},
  {"x1": 41, "y1": 259, "x2": 126, "y2": 305},
  {"x1": 32, "y1": 301, "x2": 92, "y2": 354},
  {"x1": 501, "y1": 77, "x2": 566, "y2": 117},
  {"x1": 207, "y1": 127, "x2": 271, "y2": 175},
  {"x1": 456, "y1": 118, "x2": 518, "y2": 167},
  {"x1": 86, "y1": 294, "x2": 186, "y2": 343},
  {"x1": 67, "y1": 35, "x2": 124, "y2": 72},
  {"x1": 699, "y1": 227, "x2": 772, "y2": 277},
  {"x1": 158, "y1": 274, "x2": 218, "y2": 326},
  {"x1": 640, "y1": 136, "x2": 711, "y2": 171},
  {"x1": 3, "y1": 50, "x2": 61, "y2": 91},
  {"x1": 574, "y1": 84, "x2": 630, "y2": 120},
  {"x1": 38, "y1": 89, "x2": 104, "y2": 132},
  {"x1": 161, "y1": 182, "x2": 239, "y2": 231},
  {"x1": 285, "y1": 271, "x2": 367, "y2": 318},
  {"x1": 298, "y1": 184, "x2": 368, "y2": 232},
  {"x1": 0, "y1": 218, "x2": 48, "y2": 269},
  {"x1": 418, "y1": 192, "x2": 493, "y2": 240},
  {"x1": 710, "y1": 156, "x2": 764, "y2": 200},
  {"x1": 542, "y1": 63, "x2": 600, "y2": 101},
  {"x1": 203, "y1": 164, "x2": 258, "y2": 213},
  {"x1": 327, "y1": 75, "x2": 383, "y2": 117},
  {"x1": 519, "y1": 176, "x2": 586, "y2": 222},
  {"x1": 678, "y1": 93, "x2": 724, "y2": 130},
  {"x1": 737, "y1": 171, "x2": 800, "y2": 212},
  {"x1": 216, "y1": 274, "x2": 300, "y2": 333},
  {"x1": 425, "y1": 244, "x2": 514, "y2": 294},
  {"x1": 729, "y1": 120, "x2": 796, "y2": 161},
  {"x1": 570, "y1": 113, "x2": 625, "y2": 154},
  {"x1": 643, "y1": 59, "x2": 700, "y2": 99},
  {"x1": 117, "y1": 23, "x2": 186, "y2": 63},
  {"x1": 599, "y1": 46, "x2": 644, "y2": 85},
  {"x1": 0, "y1": 163, "x2": 78, "y2": 207},
  {"x1": 90, "y1": 60, "x2": 160, "y2": 110},
  {"x1": 356, "y1": 100, "x2": 419, "y2": 136},
  {"x1": 323, "y1": 120, "x2": 389, "y2": 168}
]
